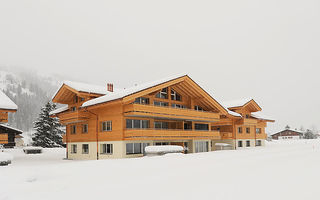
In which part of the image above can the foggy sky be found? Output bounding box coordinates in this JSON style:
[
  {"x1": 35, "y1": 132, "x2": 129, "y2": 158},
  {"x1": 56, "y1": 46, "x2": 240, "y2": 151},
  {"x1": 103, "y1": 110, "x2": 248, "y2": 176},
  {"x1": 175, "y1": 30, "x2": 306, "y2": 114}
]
[{"x1": 1, "y1": 0, "x2": 319, "y2": 133}]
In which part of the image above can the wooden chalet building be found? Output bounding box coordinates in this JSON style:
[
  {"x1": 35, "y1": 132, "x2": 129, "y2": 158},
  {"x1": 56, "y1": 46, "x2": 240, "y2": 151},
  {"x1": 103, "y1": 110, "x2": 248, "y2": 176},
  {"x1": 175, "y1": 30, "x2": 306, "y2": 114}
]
[
  {"x1": 271, "y1": 129, "x2": 303, "y2": 140},
  {"x1": 0, "y1": 91, "x2": 22, "y2": 148},
  {"x1": 51, "y1": 75, "x2": 274, "y2": 160}
]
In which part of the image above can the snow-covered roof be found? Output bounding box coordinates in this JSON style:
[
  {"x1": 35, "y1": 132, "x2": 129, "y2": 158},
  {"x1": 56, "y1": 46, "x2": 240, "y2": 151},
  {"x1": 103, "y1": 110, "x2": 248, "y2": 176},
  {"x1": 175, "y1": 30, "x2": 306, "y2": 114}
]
[
  {"x1": 0, "y1": 90, "x2": 18, "y2": 110},
  {"x1": 49, "y1": 105, "x2": 69, "y2": 116},
  {"x1": 82, "y1": 74, "x2": 187, "y2": 108},
  {"x1": 222, "y1": 98, "x2": 253, "y2": 109},
  {"x1": 251, "y1": 113, "x2": 274, "y2": 121},
  {"x1": 0, "y1": 124, "x2": 23, "y2": 133}
]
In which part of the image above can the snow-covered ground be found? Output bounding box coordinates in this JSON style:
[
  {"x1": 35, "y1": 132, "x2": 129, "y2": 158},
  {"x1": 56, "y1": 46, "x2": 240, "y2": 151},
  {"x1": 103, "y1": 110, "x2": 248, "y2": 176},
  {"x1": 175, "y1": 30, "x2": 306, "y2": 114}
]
[{"x1": 1, "y1": 140, "x2": 320, "y2": 200}]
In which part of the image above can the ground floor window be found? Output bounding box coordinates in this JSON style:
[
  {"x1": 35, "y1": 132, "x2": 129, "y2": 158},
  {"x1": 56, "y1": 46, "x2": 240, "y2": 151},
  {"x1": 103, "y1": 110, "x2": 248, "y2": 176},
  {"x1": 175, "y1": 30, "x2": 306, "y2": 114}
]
[
  {"x1": 246, "y1": 140, "x2": 250, "y2": 147},
  {"x1": 256, "y1": 140, "x2": 262, "y2": 146},
  {"x1": 195, "y1": 141, "x2": 209, "y2": 153},
  {"x1": 238, "y1": 141, "x2": 243, "y2": 147},
  {"x1": 126, "y1": 143, "x2": 150, "y2": 155},
  {"x1": 101, "y1": 144, "x2": 113, "y2": 154},
  {"x1": 82, "y1": 144, "x2": 89, "y2": 154},
  {"x1": 155, "y1": 142, "x2": 169, "y2": 145},
  {"x1": 71, "y1": 144, "x2": 77, "y2": 154}
]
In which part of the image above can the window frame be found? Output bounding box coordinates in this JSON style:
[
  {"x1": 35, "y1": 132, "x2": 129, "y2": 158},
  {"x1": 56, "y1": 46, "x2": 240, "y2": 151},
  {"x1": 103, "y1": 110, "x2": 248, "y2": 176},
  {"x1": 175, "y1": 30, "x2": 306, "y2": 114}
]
[
  {"x1": 246, "y1": 127, "x2": 250, "y2": 134},
  {"x1": 238, "y1": 141, "x2": 243, "y2": 147},
  {"x1": 256, "y1": 128, "x2": 261, "y2": 134},
  {"x1": 246, "y1": 140, "x2": 250, "y2": 147},
  {"x1": 82, "y1": 124, "x2": 88, "y2": 134},
  {"x1": 238, "y1": 127, "x2": 242, "y2": 134},
  {"x1": 101, "y1": 144, "x2": 113, "y2": 155},
  {"x1": 71, "y1": 144, "x2": 77, "y2": 154},
  {"x1": 70, "y1": 125, "x2": 76, "y2": 134},
  {"x1": 82, "y1": 144, "x2": 89, "y2": 154},
  {"x1": 101, "y1": 121, "x2": 112, "y2": 132},
  {"x1": 153, "y1": 101, "x2": 169, "y2": 107},
  {"x1": 126, "y1": 119, "x2": 150, "y2": 129},
  {"x1": 170, "y1": 89, "x2": 182, "y2": 101},
  {"x1": 155, "y1": 88, "x2": 168, "y2": 99}
]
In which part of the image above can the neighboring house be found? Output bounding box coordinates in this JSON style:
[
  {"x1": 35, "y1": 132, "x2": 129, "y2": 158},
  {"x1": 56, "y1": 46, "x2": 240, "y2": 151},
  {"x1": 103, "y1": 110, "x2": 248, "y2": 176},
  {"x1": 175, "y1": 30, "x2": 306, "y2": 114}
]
[
  {"x1": 271, "y1": 129, "x2": 303, "y2": 140},
  {"x1": 0, "y1": 91, "x2": 23, "y2": 148},
  {"x1": 50, "y1": 74, "x2": 274, "y2": 160},
  {"x1": 211, "y1": 98, "x2": 275, "y2": 149}
]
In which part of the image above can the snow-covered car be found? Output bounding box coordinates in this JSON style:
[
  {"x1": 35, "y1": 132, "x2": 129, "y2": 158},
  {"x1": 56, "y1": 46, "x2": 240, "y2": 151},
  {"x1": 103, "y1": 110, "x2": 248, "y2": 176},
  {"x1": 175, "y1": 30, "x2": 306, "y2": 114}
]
[
  {"x1": 0, "y1": 152, "x2": 13, "y2": 166},
  {"x1": 145, "y1": 145, "x2": 184, "y2": 156}
]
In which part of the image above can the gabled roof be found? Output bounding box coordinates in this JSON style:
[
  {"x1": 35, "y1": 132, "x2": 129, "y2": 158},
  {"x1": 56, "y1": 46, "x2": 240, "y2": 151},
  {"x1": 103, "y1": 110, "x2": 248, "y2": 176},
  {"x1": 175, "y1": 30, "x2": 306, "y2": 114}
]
[
  {"x1": 0, "y1": 90, "x2": 18, "y2": 111},
  {"x1": 271, "y1": 129, "x2": 303, "y2": 136},
  {"x1": 0, "y1": 124, "x2": 23, "y2": 134},
  {"x1": 82, "y1": 74, "x2": 228, "y2": 114},
  {"x1": 49, "y1": 105, "x2": 69, "y2": 116},
  {"x1": 222, "y1": 98, "x2": 262, "y2": 112}
]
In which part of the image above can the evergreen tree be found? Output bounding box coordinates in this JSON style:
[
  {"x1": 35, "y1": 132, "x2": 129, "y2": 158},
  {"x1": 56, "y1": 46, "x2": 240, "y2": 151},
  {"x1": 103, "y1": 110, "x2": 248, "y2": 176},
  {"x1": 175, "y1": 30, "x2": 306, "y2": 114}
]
[
  {"x1": 32, "y1": 102, "x2": 64, "y2": 147},
  {"x1": 304, "y1": 129, "x2": 316, "y2": 139}
]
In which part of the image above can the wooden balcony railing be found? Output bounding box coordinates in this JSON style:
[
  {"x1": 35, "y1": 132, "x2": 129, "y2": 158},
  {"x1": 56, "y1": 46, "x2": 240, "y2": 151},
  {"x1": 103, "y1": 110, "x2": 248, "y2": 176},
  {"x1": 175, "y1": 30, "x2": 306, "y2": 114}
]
[
  {"x1": 124, "y1": 104, "x2": 219, "y2": 122},
  {"x1": 241, "y1": 118, "x2": 258, "y2": 125},
  {"x1": 0, "y1": 133, "x2": 8, "y2": 144},
  {"x1": 58, "y1": 110, "x2": 90, "y2": 125},
  {"x1": 124, "y1": 128, "x2": 221, "y2": 140}
]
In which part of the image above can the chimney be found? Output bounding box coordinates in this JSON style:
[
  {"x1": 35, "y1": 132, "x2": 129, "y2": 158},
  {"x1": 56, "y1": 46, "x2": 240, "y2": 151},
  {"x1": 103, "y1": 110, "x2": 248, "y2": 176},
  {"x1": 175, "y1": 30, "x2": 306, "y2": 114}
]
[{"x1": 107, "y1": 83, "x2": 114, "y2": 92}]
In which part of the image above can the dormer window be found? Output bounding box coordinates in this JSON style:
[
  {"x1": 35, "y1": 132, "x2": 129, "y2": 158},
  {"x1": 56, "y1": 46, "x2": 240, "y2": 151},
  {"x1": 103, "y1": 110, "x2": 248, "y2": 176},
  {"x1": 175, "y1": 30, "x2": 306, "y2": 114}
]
[
  {"x1": 155, "y1": 88, "x2": 168, "y2": 99},
  {"x1": 171, "y1": 89, "x2": 181, "y2": 101},
  {"x1": 134, "y1": 97, "x2": 150, "y2": 105}
]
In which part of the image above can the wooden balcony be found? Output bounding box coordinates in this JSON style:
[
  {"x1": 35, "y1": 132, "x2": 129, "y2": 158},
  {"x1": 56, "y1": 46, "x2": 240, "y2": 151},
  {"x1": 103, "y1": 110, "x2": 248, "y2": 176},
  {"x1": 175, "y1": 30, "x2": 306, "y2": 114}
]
[
  {"x1": 220, "y1": 132, "x2": 233, "y2": 139},
  {"x1": 124, "y1": 104, "x2": 220, "y2": 122},
  {"x1": 0, "y1": 133, "x2": 8, "y2": 144},
  {"x1": 241, "y1": 118, "x2": 258, "y2": 125},
  {"x1": 124, "y1": 128, "x2": 221, "y2": 140},
  {"x1": 58, "y1": 110, "x2": 90, "y2": 125}
]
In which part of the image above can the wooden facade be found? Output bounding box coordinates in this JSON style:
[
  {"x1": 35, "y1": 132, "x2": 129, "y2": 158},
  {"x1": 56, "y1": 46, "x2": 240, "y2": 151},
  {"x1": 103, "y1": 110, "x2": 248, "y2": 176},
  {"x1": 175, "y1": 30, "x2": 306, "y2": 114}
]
[{"x1": 51, "y1": 75, "x2": 274, "y2": 159}]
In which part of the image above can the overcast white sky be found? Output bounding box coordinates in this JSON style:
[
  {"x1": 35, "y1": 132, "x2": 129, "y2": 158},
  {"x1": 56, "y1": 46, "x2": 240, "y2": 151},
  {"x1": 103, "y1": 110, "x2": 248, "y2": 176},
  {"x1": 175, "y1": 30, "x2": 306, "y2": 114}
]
[{"x1": 0, "y1": 0, "x2": 319, "y2": 133}]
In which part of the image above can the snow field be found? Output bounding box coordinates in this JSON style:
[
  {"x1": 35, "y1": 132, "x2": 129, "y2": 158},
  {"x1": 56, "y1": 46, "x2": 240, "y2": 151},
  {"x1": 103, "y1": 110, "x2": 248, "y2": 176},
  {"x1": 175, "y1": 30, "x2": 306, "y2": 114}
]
[{"x1": 1, "y1": 140, "x2": 320, "y2": 200}]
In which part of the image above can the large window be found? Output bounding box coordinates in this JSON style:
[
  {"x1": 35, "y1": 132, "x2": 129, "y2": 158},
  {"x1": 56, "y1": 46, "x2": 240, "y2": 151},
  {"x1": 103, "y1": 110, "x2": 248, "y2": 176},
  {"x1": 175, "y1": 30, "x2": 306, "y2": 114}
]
[
  {"x1": 171, "y1": 103, "x2": 186, "y2": 109},
  {"x1": 101, "y1": 144, "x2": 113, "y2": 154},
  {"x1": 82, "y1": 124, "x2": 88, "y2": 133},
  {"x1": 195, "y1": 141, "x2": 209, "y2": 153},
  {"x1": 126, "y1": 119, "x2": 150, "y2": 129},
  {"x1": 134, "y1": 97, "x2": 150, "y2": 105},
  {"x1": 256, "y1": 128, "x2": 261, "y2": 134},
  {"x1": 82, "y1": 144, "x2": 89, "y2": 154},
  {"x1": 71, "y1": 144, "x2": 77, "y2": 154},
  {"x1": 154, "y1": 101, "x2": 169, "y2": 107},
  {"x1": 155, "y1": 88, "x2": 168, "y2": 99},
  {"x1": 171, "y1": 89, "x2": 182, "y2": 101},
  {"x1": 154, "y1": 121, "x2": 169, "y2": 129},
  {"x1": 246, "y1": 140, "x2": 250, "y2": 147},
  {"x1": 71, "y1": 125, "x2": 76, "y2": 134},
  {"x1": 102, "y1": 121, "x2": 112, "y2": 131},
  {"x1": 195, "y1": 123, "x2": 209, "y2": 131},
  {"x1": 126, "y1": 143, "x2": 150, "y2": 155},
  {"x1": 238, "y1": 141, "x2": 243, "y2": 147}
]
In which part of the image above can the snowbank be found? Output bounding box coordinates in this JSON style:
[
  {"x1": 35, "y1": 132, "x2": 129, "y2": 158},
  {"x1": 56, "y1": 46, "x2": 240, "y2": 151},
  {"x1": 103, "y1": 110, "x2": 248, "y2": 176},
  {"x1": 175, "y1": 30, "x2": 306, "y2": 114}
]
[{"x1": 145, "y1": 145, "x2": 184, "y2": 154}]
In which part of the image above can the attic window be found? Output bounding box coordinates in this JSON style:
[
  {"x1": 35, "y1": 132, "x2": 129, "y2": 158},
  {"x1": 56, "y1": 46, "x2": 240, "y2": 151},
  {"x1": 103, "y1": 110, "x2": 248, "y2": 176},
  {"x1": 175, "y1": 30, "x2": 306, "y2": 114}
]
[
  {"x1": 134, "y1": 97, "x2": 149, "y2": 105},
  {"x1": 194, "y1": 105, "x2": 203, "y2": 111},
  {"x1": 155, "y1": 88, "x2": 168, "y2": 99},
  {"x1": 171, "y1": 89, "x2": 181, "y2": 101},
  {"x1": 71, "y1": 107, "x2": 77, "y2": 112},
  {"x1": 245, "y1": 114, "x2": 249, "y2": 118}
]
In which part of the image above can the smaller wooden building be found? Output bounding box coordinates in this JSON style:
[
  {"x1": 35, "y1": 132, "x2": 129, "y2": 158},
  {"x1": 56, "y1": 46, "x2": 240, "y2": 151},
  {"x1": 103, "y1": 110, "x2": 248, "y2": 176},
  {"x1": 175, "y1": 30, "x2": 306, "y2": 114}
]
[{"x1": 271, "y1": 129, "x2": 303, "y2": 140}]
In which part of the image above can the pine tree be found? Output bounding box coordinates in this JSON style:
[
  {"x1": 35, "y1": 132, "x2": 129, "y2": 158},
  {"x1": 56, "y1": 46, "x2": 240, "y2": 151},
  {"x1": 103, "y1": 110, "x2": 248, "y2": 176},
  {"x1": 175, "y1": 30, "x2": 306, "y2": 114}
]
[{"x1": 32, "y1": 102, "x2": 64, "y2": 147}]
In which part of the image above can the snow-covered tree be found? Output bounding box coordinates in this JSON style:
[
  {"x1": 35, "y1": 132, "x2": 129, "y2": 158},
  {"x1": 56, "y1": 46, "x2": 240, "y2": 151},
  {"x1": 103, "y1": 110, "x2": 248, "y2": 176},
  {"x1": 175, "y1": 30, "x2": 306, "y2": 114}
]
[
  {"x1": 32, "y1": 102, "x2": 64, "y2": 147},
  {"x1": 304, "y1": 129, "x2": 316, "y2": 139}
]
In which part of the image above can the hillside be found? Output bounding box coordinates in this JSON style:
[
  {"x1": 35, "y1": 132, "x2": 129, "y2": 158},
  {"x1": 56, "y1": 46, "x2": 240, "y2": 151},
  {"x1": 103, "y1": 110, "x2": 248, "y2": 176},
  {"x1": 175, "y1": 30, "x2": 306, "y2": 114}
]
[{"x1": 0, "y1": 67, "x2": 61, "y2": 132}]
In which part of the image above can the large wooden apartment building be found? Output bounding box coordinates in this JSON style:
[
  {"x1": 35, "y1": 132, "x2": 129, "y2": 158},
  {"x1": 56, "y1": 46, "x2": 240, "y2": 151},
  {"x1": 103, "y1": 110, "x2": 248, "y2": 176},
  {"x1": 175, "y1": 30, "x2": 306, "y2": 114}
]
[{"x1": 51, "y1": 75, "x2": 274, "y2": 160}]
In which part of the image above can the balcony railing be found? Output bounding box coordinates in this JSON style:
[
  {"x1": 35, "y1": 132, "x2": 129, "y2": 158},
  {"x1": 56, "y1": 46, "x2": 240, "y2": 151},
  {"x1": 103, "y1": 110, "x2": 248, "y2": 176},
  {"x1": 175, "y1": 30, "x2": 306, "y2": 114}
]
[
  {"x1": 241, "y1": 118, "x2": 258, "y2": 125},
  {"x1": 58, "y1": 110, "x2": 90, "y2": 125},
  {"x1": 124, "y1": 128, "x2": 220, "y2": 140},
  {"x1": 124, "y1": 103, "x2": 219, "y2": 122}
]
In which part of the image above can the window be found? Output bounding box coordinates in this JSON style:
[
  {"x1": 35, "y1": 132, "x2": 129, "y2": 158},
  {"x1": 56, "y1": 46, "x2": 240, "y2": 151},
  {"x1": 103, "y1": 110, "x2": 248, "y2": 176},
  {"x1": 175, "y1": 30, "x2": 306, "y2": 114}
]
[
  {"x1": 246, "y1": 127, "x2": 250, "y2": 134},
  {"x1": 82, "y1": 124, "x2": 88, "y2": 133},
  {"x1": 73, "y1": 96, "x2": 78, "y2": 103},
  {"x1": 71, "y1": 144, "x2": 77, "y2": 154},
  {"x1": 101, "y1": 144, "x2": 113, "y2": 154},
  {"x1": 171, "y1": 103, "x2": 186, "y2": 109},
  {"x1": 80, "y1": 97, "x2": 85, "y2": 102},
  {"x1": 256, "y1": 128, "x2": 261, "y2": 134},
  {"x1": 154, "y1": 101, "x2": 169, "y2": 107},
  {"x1": 155, "y1": 88, "x2": 168, "y2": 99},
  {"x1": 171, "y1": 89, "x2": 182, "y2": 101},
  {"x1": 245, "y1": 114, "x2": 249, "y2": 119},
  {"x1": 195, "y1": 141, "x2": 209, "y2": 153},
  {"x1": 256, "y1": 140, "x2": 262, "y2": 146},
  {"x1": 194, "y1": 105, "x2": 203, "y2": 111},
  {"x1": 195, "y1": 123, "x2": 209, "y2": 131},
  {"x1": 246, "y1": 141, "x2": 250, "y2": 147},
  {"x1": 70, "y1": 125, "x2": 76, "y2": 134},
  {"x1": 238, "y1": 127, "x2": 242, "y2": 133},
  {"x1": 82, "y1": 144, "x2": 89, "y2": 154},
  {"x1": 126, "y1": 119, "x2": 149, "y2": 129},
  {"x1": 71, "y1": 107, "x2": 77, "y2": 112},
  {"x1": 154, "y1": 121, "x2": 169, "y2": 129},
  {"x1": 238, "y1": 141, "x2": 243, "y2": 147},
  {"x1": 102, "y1": 121, "x2": 112, "y2": 131},
  {"x1": 134, "y1": 97, "x2": 149, "y2": 105},
  {"x1": 155, "y1": 142, "x2": 169, "y2": 146},
  {"x1": 126, "y1": 143, "x2": 149, "y2": 155}
]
